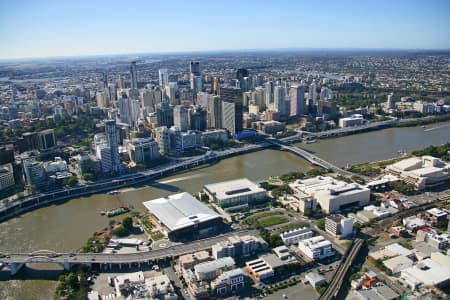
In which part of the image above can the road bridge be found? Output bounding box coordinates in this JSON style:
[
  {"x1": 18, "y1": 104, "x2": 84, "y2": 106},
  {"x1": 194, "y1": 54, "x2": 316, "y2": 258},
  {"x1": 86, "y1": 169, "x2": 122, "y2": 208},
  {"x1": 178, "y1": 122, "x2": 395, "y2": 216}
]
[
  {"x1": 267, "y1": 138, "x2": 370, "y2": 181},
  {"x1": 0, "y1": 230, "x2": 258, "y2": 276}
]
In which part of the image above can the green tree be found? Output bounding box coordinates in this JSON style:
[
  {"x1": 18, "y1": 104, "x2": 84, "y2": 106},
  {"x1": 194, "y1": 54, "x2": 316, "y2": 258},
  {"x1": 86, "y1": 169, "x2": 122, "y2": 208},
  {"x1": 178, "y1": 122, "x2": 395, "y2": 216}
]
[
  {"x1": 64, "y1": 176, "x2": 78, "y2": 187},
  {"x1": 122, "y1": 216, "x2": 133, "y2": 231},
  {"x1": 317, "y1": 218, "x2": 326, "y2": 230}
]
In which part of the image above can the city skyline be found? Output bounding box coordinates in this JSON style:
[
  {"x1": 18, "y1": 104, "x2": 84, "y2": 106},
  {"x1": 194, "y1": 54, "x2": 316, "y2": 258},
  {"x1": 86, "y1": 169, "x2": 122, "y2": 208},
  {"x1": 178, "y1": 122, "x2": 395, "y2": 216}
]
[{"x1": 1, "y1": 0, "x2": 450, "y2": 59}]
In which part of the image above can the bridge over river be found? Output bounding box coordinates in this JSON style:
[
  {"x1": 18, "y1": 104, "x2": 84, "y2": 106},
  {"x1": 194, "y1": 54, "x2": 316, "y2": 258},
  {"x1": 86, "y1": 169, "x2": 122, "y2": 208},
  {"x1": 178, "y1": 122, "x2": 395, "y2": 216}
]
[{"x1": 0, "y1": 230, "x2": 258, "y2": 275}]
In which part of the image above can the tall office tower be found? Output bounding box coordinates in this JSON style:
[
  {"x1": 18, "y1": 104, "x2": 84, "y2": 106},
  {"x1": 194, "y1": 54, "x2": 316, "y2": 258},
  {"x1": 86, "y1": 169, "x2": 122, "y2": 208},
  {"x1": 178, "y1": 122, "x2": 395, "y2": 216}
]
[
  {"x1": 120, "y1": 98, "x2": 140, "y2": 128},
  {"x1": 104, "y1": 120, "x2": 121, "y2": 173},
  {"x1": 264, "y1": 81, "x2": 274, "y2": 108},
  {"x1": 290, "y1": 85, "x2": 305, "y2": 117},
  {"x1": 309, "y1": 80, "x2": 317, "y2": 105},
  {"x1": 318, "y1": 100, "x2": 337, "y2": 119},
  {"x1": 158, "y1": 68, "x2": 169, "y2": 88},
  {"x1": 196, "y1": 91, "x2": 209, "y2": 107},
  {"x1": 386, "y1": 93, "x2": 396, "y2": 110},
  {"x1": 193, "y1": 75, "x2": 203, "y2": 97},
  {"x1": 156, "y1": 101, "x2": 174, "y2": 127},
  {"x1": 212, "y1": 76, "x2": 220, "y2": 95},
  {"x1": 243, "y1": 91, "x2": 252, "y2": 107},
  {"x1": 108, "y1": 84, "x2": 117, "y2": 102},
  {"x1": 154, "y1": 126, "x2": 170, "y2": 155},
  {"x1": 96, "y1": 91, "x2": 109, "y2": 108},
  {"x1": 165, "y1": 82, "x2": 178, "y2": 105},
  {"x1": 118, "y1": 75, "x2": 125, "y2": 89},
  {"x1": 253, "y1": 87, "x2": 265, "y2": 111},
  {"x1": 102, "y1": 72, "x2": 108, "y2": 89},
  {"x1": 189, "y1": 106, "x2": 207, "y2": 131},
  {"x1": 236, "y1": 68, "x2": 249, "y2": 92},
  {"x1": 189, "y1": 61, "x2": 200, "y2": 89},
  {"x1": 273, "y1": 85, "x2": 286, "y2": 112},
  {"x1": 173, "y1": 105, "x2": 190, "y2": 131},
  {"x1": 141, "y1": 89, "x2": 155, "y2": 110},
  {"x1": 320, "y1": 87, "x2": 333, "y2": 100},
  {"x1": 220, "y1": 87, "x2": 243, "y2": 135},
  {"x1": 130, "y1": 61, "x2": 138, "y2": 89},
  {"x1": 207, "y1": 94, "x2": 222, "y2": 129}
]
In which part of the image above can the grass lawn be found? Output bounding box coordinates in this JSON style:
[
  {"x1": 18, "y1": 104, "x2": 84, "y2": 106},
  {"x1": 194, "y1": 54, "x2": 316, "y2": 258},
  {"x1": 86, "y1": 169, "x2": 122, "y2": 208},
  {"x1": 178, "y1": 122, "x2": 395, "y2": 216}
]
[{"x1": 257, "y1": 216, "x2": 289, "y2": 227}]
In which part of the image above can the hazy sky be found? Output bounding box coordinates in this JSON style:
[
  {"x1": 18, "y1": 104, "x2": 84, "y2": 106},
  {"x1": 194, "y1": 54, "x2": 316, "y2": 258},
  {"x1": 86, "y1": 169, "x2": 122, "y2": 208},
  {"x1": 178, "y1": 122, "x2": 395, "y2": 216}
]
[{"x1": 1, "y1": 0, "x2": 449, "y2": 59}]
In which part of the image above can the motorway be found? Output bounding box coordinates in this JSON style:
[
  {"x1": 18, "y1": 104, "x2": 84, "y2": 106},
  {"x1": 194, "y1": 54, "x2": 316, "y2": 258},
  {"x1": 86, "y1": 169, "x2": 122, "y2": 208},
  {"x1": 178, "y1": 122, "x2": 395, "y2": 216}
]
[{"x1": 0, "y1": 230, "x2": 259, "y2": 271}]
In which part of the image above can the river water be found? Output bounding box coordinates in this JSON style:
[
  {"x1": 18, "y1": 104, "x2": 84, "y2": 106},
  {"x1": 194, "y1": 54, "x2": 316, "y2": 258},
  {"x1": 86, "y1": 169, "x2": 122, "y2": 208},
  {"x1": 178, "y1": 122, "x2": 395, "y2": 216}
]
[{"x1": 0, "y1": 122, "x2": 449, "y2": 299}]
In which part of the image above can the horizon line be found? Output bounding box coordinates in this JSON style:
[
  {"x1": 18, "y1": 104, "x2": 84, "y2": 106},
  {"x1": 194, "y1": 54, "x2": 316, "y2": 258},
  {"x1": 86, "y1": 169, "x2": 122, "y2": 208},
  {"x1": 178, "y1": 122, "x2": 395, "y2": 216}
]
[{"x1": 1, "y1": 46, "x2": 450, "y2": 62}]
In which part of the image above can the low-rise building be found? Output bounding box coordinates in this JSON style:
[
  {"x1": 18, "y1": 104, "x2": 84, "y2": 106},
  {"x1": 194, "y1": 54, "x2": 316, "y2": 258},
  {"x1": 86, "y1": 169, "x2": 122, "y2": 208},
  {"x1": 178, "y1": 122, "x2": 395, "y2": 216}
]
[
  {"x1": 416, "y1": 228, "x2": 448, "y2": 250},
  {"x1": 272, "y1": 245, "x2": 292, "y2": 260},
  {"x1": 178, "y1": 251, "x2": 212, "y2": 270},
  {"x1": 298, "y1": 236, "x2": 334, "y2": 261},
  {"x1": 203, "y1": 178, "x2": 267, "y2": 210},
  {"x1": 339, "y1": 114, "x2": 364, "y2": 128},
  {"x1": 289, "y1": 176, "x2": 370, "y2": 214},
  {"x1": 304, "y1": 272, "x2": 326, "y2": 288},
  {"x1": 425, "y1": 207, "x2": 448, "y2": 224},
  {"x1": 325, "y1": 215, "x2": 353, "y2": 238},
  {"x1": 245, "y1": 254, "x2": 284, "y2": 282},
  {"x1": 385, "y1": 156, "x2": 450, "y2": 190},
  {"x1": 194, "y1": 257, "x2": 235, "y2": 281},
  {"x1": 280, "y1": 227, "x2": 313, "y2": 246},
  {"x1": 211, "y1": 268, "x2": 245, "y2": 295},
  {"x1": 212, "y1": 234, "x2": 266, "y2": 259},
  {"x1": 383, "y1": 255, "x2": 414, "y2": 274},
  {"x1": 401, "y1": 253, "x2": 450, "y2": 290}
]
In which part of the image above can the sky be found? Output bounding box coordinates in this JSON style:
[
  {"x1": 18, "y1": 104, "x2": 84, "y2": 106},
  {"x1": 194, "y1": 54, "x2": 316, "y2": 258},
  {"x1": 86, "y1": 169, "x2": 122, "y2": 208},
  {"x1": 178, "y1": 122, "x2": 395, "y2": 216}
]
[{"x1": 0, "y1": 0, "x2": 449, "y2": 59}]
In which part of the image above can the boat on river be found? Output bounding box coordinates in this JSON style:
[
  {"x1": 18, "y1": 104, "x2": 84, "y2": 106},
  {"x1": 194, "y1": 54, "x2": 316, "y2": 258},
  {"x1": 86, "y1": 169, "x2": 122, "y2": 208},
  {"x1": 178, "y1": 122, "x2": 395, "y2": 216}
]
[{"x1": 100, "y1": 206, "x2": 130, "y2": 217}]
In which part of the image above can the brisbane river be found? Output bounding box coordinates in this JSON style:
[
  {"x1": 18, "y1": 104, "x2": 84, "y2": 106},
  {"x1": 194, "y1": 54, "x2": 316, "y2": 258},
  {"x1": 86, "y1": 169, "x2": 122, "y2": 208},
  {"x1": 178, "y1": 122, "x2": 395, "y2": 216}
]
[{"x1": 0, "y1": 121, "x2": 449, "y2": 300}]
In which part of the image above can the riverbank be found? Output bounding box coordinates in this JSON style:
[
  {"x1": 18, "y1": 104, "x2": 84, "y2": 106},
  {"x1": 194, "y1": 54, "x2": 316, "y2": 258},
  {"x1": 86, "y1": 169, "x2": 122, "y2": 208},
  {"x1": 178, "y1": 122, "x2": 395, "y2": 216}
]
[{"x1": 0, "y1": 143, "x2": 270, "y2": 223}]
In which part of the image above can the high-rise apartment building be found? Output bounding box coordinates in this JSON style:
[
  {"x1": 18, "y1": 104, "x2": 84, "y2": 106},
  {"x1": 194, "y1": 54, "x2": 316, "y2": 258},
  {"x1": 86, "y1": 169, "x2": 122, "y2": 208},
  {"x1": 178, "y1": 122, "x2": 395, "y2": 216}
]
[
  {"x1": 290, "y1": 85, "x2": 305, "y2": 117},
  {"x1": 130, "y1": 61, "x2": 138, "y2": 89},
  {"x1": 264, "y1": 82, "x2": 274, "y2": 108},
  {"x1": 158, "y1": 68, "x2": 169, "y2": 88},
  {"x1": 309, "y1": 80, "x2": 317, "y2": 105},
  {"x1": 156, "y1": 101, "x2": 174, "y2": 127},
  {"x1": 273, "y1": 86, "x2": 286, "y2": 112},
  {"x1": 104, "y1": 120, "x2": 121, "y2": 173},
  {"x1": 173, "y1": 105, "x2": 190, "y2": 131}
]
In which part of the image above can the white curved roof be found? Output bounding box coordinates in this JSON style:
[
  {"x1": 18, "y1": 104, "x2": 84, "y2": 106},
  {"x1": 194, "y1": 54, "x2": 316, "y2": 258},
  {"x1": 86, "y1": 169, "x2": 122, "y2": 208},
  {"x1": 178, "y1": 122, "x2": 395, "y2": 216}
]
[{"x1": 143, "y1": 192, "x2": 221, "y2": 232}]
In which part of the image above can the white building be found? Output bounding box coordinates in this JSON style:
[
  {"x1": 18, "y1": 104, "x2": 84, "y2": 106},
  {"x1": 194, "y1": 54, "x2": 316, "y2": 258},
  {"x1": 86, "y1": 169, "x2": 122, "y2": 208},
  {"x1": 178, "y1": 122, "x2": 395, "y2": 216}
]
[
  {"x1": 194, "y1": 257, "x2": 235, "y2": 281},
  {"x1": 298, "y1": 236, "x2": 334, "y2": 260},
  {"x1": 401, "y1": 253, "x2": 450, "y2": 290},
  {"x1": 383, "y1": 255, "x2": 414, "y2": 274},
  {"x1": 325, "y1": 215, "x2": 353, "y2": 238},
  {"x1": 385, "y1": 156, "x2": 450, "y2": 190},
  {"x1": 280, "y1": 227, "x2": 314, "y2": 246},
  {"x1": 339, "y1": 114, "x2": 364, "y2": 128},
  {"x1": 211, "y1": 268, "x2": 245, "y2": 295},
  {"x1": 289, "y1": 176, "x2": 370, "y2": 214},
  {"x1": 203, "y1": 178, "x2": 267, "y2": 210},
  {"x1": 127, "y1": 137, "x2": 160, "y2": 165}
]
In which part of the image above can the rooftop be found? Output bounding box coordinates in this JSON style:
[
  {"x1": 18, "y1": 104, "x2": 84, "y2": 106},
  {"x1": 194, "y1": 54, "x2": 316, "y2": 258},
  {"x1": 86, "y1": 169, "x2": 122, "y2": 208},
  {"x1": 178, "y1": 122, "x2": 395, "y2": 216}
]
[
  {"x1": 203, "y1": 178, "x2": 266, "y2": 200},
  {"x1": 194, "y1": 257, "x2": 235, "y2": 274},
  {"x1": 142, "y1": 192, "x2": 221, "y2": 232}
]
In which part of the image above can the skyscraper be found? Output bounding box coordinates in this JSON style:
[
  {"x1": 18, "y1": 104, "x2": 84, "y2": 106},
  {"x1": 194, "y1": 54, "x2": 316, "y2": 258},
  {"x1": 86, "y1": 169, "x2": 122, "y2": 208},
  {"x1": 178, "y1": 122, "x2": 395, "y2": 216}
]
[
  {"x1": 207, "y1": 94, "x2": 222, "y2": 129},
  {"x1": 309, "y1": 80, "x2": 317, "y2": 105},
  {"x1": 264, "y1": 81, "x2": 274, "y2": 108},
  {"x1": 190, "y1": 61, "x2": 200, "y2": 90},
  {"x1": 220, "y1": 87, "x2": 243, "y2": 135},
  {"x1": 130, "y1": 61, "x2": 138, "y2": 89},
  {"x1": 159, "y1": 68, "x2": 169, "y2": 88},
  {"x1": 189, "y1": 106, "x2": 207, "y2": 131},
  {"x1": 173, "y1": 105, "x2": 189, "y2": 131},
  {"x1": 156, "y1": 101, "x2": 174, "y2": 127},
  {"x1": 273, "y1": 85, "x2": 286, "y2": 112},
  {"x1": 236, "y1": 68, "x2": 249, "y2": 92},
  {"x1": 290, "y1": 85, "x2": 305, "y2": 117},
  {"x1": 320, "y1": 87, "x2": 333, "y2": 100},
  {"x1": 386, "y1": 93, "x2": 396, "y2": 110},
  {"x1": 104, "y1": 120, "x2": 121, "y2": 173}
]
